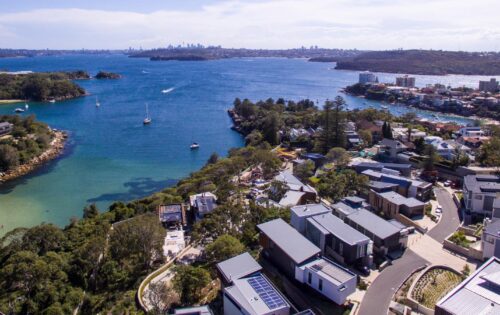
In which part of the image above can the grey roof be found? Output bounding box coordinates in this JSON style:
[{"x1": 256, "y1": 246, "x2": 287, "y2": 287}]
[
  {"x1": 369, "y1": 180, "x2": 399, "y2": 190},
  {"x1": 485, "y1": 220, "x2": 500, "y2": 237},
  {"x1": 274, "y1": 170, "x2": 317, "y2": 194},
  {"x1": 0, "y1": 121, "x2": 12, "y2": 128},
  {"x1": 464, "y1": 175, "x2": 500, "y2": 194},
  {"x1": 291, "y1": 204, "x2": 330, "y2": 218},
  {"x1": 294, "y1": 310, "x2": 316, "y2": 315},
  {"x1": 216, "y1": 252, "x2": 262, "y2": 283},
  {"x1": 224, "y1": 273, "x2": 289, "y2": 315},
  {"x1": 388, "y1": 219, "x2": 407, "y2": 230},
  {"x1": 258, "y1": 218, "x2": 320, "y2": 264},
  {"x1": 378, "y1": 191, "x2": 425, "y2": 208},
  {"x1": 196, "y1": 195, "x2": 217, "y2": 214},
  {"x1": 309, "y1": 213, "x2": 370, "y2": 246},
  {"x1": 356, "y1": 162, "x2": 411, "y2": 170},
  {"x1": 304, "y1": 258, "x2": 356, "y2": 286},
  {"x1": 174, "y1": 306, "x2": 213, "y2": 315},
  {"x1": 346, "y1": 209, "x2": 400, "y2": 239},
  {"x1": 279, "y1": 190, "x2": 306, "y2": 207},
  {"x1": 158, "y1": 204, "x2": 182, "y2": 223},
  {"x1": 343, "y1": 196, "x2": 365, "y2": 204},
  {"x1": 437, "y1": 257, "x2": 500, "y2": 315},
  {"x1": 332, "y1": 201, "x2": 359, "y2": 217},
  {"x1": 380, "y1": 138, "x2": 407, "y2": 149}
]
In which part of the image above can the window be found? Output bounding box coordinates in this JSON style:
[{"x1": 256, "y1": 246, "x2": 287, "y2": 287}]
[
  {"x1": 319, "y1": 279, "x2": 323, "y2": 291},
  {"x1": 308, "y1": 272, "x2": 312, "y2": 284},
  {"x1": 339, "y1": 243, "x2": 343, "y2": 256}
]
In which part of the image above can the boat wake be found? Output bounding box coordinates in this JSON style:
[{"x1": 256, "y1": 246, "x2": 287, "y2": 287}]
[
  {"x1": 161, "y1": 87, "x2": 175, "y2": 94},
  {"x1": 142, "y1": 70, "x2": 149, "y2": 74}
]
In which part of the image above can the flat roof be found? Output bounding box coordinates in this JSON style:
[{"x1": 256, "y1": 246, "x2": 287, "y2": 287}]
[
  {"x1": 158, "y1": 204, "x2": 182, "y2": 223},
  {"x1": 346, "y1": 209, "x2": 400, "y2": 239},
  {"x1": 225, "y1": 273, "x2": 289, "y2": 314},
  {"x1": 291, "y1": 203, "x2": 331, "y2": 218},
  {"x1": 332, "y1": 201, "x2": 358, "y2": 217},
  {"x1": 378, "y1": 191, "x2": 425, "y2": 208},
  {"x1": 279, "y1": 190, "x2": 306, "y2": 207},
  {"x1": 174, "y1": 306, "x2": 213, "y2": 315},
  {"x1": 258, "y1": 218, "x2": 320, "y2": 264},
  {"x1": 303, "y1": 258, "x2": 356, "y2": 287},
  {"x1": 274, "y1": 170, "x2": 317, "y2": 194},
  {"x1": 216, "y1": 252, "x2": 262, "y2": 284},
  {"x1": 309, "y1": 213, "x2": 370, "y2": 246},
  {"x1": 437, "y1": 257, "x2": 500, "y2": 315}
]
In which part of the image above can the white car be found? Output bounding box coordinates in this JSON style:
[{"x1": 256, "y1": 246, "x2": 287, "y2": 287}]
[{"x1": 435, "y1": 208, "x2": 442, "y2": 214}]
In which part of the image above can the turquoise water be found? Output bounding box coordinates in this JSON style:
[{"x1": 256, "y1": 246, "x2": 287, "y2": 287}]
[{"x1": 0, "y1": 55, "x2": 493, "y2": 234}]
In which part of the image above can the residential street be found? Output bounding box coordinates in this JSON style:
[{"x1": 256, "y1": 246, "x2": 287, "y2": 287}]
[
  {"x1": 427, "y1": 187, "x2": 461, "y2": 242},
  {"x1": 357, "y1": 250, "x2": 428, "y2": 315}
]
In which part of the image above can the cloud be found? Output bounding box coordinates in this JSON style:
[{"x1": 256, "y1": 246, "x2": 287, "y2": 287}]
[{"x1": 0, "y1": 0, "x2": 499, "y2": 50}]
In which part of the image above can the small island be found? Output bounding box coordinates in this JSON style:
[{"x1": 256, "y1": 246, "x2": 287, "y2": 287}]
[
  {"x1": 0, "y1": 115, "x2": 66, "y2": 183},
  {"x1": 95, "y1": 71, "x2": 121, "y2": 79},
  {"x1": 0, "y1": 72, "x2": 87, "y2": 102}
]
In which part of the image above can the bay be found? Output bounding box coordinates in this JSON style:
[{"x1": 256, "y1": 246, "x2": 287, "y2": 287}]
[{"x1": 0, "y1": 54, "x2": 495, "y2": 235}]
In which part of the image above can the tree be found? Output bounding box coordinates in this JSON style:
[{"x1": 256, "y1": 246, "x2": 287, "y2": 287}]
[
  {"x1": 268, "y1": 180, "x2": 288, "y2": 202},
  {"x1": 146, "y1": 282, "x2": 180, "y2": 315},
  {"x1": 207, "y1": 152, "x2": 219, "y2": 165},
  {"x1": 83, "y1": 203, "x2": 99, "y2": 219},
  {"x1": 172, "y1": 265, "x2": 211, "y2": 305},
  {"x1": 317, "y1": 169, "x2": 368, "y2": 202},
  {"x1": 293, "y1": 160, "x2": 315, "y2": 181},
  {"x1": 205, "y1": 234, "x2": 245, "y2": 265},
  {"x1": 358, "y1": 129, "x2": 372, "y2": 147},
  {"x1": 245, "y1": 130, "x2": 264, "y2": 146},
  {"x1": 262, "y1": 112, "x2": 281, "y2": 145},
  {"x1": 325, "y1": 147, "x2": 351, "y2": 168},
  {"x1": 316, "y1": 98, "x2": 347, "y2": 153},
  {"x1": 109, "y1": 213, "x2": 165, "y2": 270},
  {"x1": 422, "y1": 144, "x2": 440, "y2": 172},
  {"x1": 478, "y1": 137, "x2": 500, "y2": 167},
  {"x1": 0, "y1": 144, "x2": 20, "y2": 172},
  {"x1": 382, "y1": 121, "x2": 393, "y2": 139}
]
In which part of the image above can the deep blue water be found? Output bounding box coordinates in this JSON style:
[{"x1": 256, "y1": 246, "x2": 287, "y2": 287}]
[{"x1": 0, "y1": 55, "x2": 495, "y2": 234}]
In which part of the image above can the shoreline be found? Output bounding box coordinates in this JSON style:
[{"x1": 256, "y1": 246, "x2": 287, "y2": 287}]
[
  {"x1": 0, "y1": 99, "x2": 24, "y2": 105},
  {"x1": 0, "y1": 130, "x2": 68, "y2": 184}
]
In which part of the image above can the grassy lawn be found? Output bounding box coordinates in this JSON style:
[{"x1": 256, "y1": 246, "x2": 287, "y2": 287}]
[{"x1": 411, "y1": 268, "x2": 462, "y2": 309}]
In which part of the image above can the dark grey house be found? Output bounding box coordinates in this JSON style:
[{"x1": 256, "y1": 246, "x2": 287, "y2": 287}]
[
  {"x1": 0, "y1": 122, "x2": 13, "y2": 136},
  {"x1": 305, "y1": 213, "x2": 373, "y2": 268},
  {"x1": 216, "y1": 252, "x2": 262, "y2": 286},
  {"x1": 258, "y1": 218, "x2": 321, "y2": 278},
  {"x1": 353, "y1": 161, "x2": 412, "y2": 177}
]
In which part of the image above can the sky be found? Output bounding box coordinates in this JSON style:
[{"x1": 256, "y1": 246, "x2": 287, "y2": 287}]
[{"x1": 0, "y1": 0, "x2": 499, "y2": 51}]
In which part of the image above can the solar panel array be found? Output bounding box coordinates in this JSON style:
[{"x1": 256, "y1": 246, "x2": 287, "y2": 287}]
[{"x1": 247, "y1": 275, "x2": 287, "y2": 310}]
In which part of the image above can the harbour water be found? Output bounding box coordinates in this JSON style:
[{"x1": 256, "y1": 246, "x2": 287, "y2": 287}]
[{"x1": 0, "y1": 55, "x2": 495, "y2": 234}]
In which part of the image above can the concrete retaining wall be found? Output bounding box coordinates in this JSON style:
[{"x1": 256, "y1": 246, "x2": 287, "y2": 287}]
[{"x1": 396, "y1": 213, "x2": 428, "y2": 234}]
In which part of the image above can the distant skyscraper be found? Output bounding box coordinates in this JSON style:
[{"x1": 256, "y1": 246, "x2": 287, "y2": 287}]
[
  {"x1": 359, "y1": 71, "x2": 378, "y2": 84},
  {"x1": 395, "y1": 75, "x2": 416, "y2": 88},
  {"x1": 479, "y1": 78, "x2": 499, "y2": 92}
]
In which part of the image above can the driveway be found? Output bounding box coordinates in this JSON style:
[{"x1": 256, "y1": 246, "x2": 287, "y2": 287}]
[
  {"x1": 427, "y1": 187, "x2": 461, "y2": 243},
  {"x1": 357, "y1": 250, "x2": 428, "y2": 315}
]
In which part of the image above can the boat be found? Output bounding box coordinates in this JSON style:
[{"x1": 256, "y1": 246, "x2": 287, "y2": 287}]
[
  {"x1": 49, "y1": 99, "x2": 56, "y2": 103},
  {"x1": 190, "y1": 142, "x2": 200, "y2": 150},
  {"x1": 95, "y1": 96, "x2": 100, "y2": 107},
  {"x1": 14, "y1": 108, "x2": 25, "y2": 113},
  {"x1": 143, "y1": 103, "x2": 151, "y2": 125},
  {"x1": 381, "y1": 105, "x2": 389, "y2": 110}
]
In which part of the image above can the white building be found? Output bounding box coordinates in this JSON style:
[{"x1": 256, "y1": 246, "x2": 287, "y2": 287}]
[
  {"x1": 359, "y1": 71, "x2": 378, "y2": 84},
  {"x1": 483, "y1": 217, "x2": 500, "y2": 260},
  {"x1": 458, "y1": 127, "x2": 484, "y2": 137}
]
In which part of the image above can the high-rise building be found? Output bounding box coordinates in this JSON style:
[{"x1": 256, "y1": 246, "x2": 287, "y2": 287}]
[
  {"x1": 359, "y1": 71, "x2": 378, "y2": 84},
  {"x1": 479, "y1": 78, "x2": 499, "y2": 92},
  {"x1": 395, "y1": 75, "x2": 416, "y2": 88}
]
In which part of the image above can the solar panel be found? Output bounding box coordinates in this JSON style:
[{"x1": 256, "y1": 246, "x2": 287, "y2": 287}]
[{"x1": 247, "y1": 275, "x2": 287, "y2": 310}]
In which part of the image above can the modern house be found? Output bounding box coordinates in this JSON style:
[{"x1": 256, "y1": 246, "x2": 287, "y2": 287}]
[
  {"x1": 368, "y1": 190, "x2": 425, "y2": 218},
  {"x1": 379, "y1": 138, "x2": 408, "y2": 160},
  {"x1": 353, "y1": 161, "x2": 412, "y2": 177},
  {"x1": 331, "y1": 196, "x2": 370, "y2": 220},
  {"x1": 216, "y1": 252, "x2": 262, "y2": 286},
  {"x1": 435, "y1": 257, "x2": 500, "y2": 315},
  {"x1": 295, "y1": 257, "x2": 357, "y2": 305},
  {"x1": 258, "y1": 219, "x2": 357, "y2": 305},
  {"x1": 463, "y1": 175, "x2": 500, "y2": 220},
  {"x1": 361, "y1": 169, "x2": 432, "y2": 201},
  {"x1": 290, "y1": 203, "x2": 331, "y2": 234},
  {"x1": 331, "y1": 205, "x2": 407, "y2": 255},
  {"x1": 305, "y1": 213, "x2": 373, "y2": 268},
  {"x1": 482, "y1": 219, "x2": 500, "y2": 260},
  {"x1": 458, "y1": 126, "x2": 484, "y2": 138},
  {"x1": 189, "y1": 192, "x2": 217, "y2": 220},
  {"x1": 173, "y1": 305, "x2": 214, "y2": 315},
  {"x1": 0, "y1": 122, "x2": 13, "y2": 136},
  {"x1": 157, "y1": 204, "x2": 186, "y2": 227},
  {"x1": 218, "y1": 252, "x2": 291, "y2": 315},
  {"x1": 223, "y1": 273, "x2": 291, "y2": 315}
]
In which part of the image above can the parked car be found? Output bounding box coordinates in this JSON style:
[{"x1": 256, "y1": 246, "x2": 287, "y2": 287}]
[{"x1": 444, "y1": 180, "x2": 452, "y2": 187}]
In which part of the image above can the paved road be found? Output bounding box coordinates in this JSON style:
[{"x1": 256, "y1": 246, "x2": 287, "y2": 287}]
[
  {"x1": 427, "y1": 188, "x2": 461, "y2": 243},
  {"x1": 357, "y1": 250, "x2": 428, "y2": 315}
]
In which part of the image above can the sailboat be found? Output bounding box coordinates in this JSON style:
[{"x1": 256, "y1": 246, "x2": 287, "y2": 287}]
[
  {"x1": 143, "y1": 103, "x2": 151, "y2": 125},
  {"x1": 95, "y1": 96, "x2": 100, "y2": 107}
]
